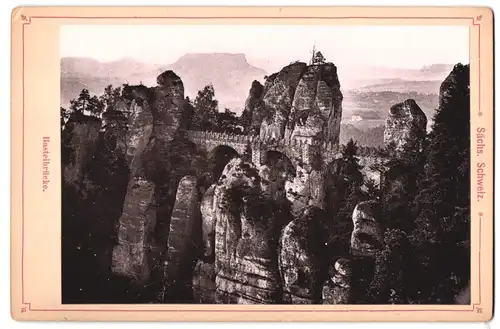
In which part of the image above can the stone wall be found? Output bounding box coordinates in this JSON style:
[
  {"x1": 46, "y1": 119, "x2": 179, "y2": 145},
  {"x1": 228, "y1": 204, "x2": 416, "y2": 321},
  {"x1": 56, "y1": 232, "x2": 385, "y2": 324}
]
[{"x1": 186, "y1": 130, "x2": 382, "y2": 170}]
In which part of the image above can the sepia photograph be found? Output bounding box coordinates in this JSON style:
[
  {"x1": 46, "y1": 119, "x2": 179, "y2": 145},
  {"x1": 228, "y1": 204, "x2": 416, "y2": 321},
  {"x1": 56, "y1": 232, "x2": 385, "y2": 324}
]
[{"x1": 59, "y1": 23, "x2": 473, "y2": 305}]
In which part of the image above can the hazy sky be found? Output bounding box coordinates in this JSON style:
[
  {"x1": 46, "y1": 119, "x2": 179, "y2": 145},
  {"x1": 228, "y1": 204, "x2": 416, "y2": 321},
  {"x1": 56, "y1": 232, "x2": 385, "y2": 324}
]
[{"x1": 60, "y1": 24, "x2": 469, "y2": 71}]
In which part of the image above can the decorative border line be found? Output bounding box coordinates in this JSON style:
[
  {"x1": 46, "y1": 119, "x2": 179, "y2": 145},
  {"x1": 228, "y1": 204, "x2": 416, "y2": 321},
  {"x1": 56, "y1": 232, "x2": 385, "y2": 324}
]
[{"x1": 19, "y1": 14, "x2": 483, "y2": 314}]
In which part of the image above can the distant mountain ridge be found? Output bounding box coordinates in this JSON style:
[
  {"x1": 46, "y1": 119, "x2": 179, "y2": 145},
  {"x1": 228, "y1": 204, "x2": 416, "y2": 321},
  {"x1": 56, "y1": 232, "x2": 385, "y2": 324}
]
[
  {"x1": 61, "y1": 54, "x2": 267, "y2": 112},
  {"x1": 163, "y1": 53, "x2": 266, "y2": 112}
]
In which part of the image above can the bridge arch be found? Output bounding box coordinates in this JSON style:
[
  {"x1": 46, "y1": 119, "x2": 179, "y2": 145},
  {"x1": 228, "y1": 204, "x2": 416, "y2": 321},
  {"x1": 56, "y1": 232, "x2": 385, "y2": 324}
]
[{"x1": 209, "y1": 145, "x2": 240, "y2": 183}]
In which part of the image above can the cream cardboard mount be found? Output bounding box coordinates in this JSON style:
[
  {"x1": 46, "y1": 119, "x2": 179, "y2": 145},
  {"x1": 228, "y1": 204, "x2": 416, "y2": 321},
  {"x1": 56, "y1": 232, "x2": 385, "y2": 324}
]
[{"x1": 10, "y1": 6, "x2": 494, "y2": 322}]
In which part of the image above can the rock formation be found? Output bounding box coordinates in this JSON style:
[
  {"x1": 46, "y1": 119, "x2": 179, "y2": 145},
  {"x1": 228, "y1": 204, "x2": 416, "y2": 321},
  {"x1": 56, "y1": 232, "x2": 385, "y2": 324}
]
[
  {"x1": 322, "y1": 258, "x2": 354, "y2": 304},
  {"x1": 101, "y1": 108, "x2": 129, "y2": 154},
  {"x1": 192, "y1": 260, "x2": 216, "y2": 303},
  {"x1": 200, "y1": 184, "x2": 217, "y2": 261},
  {"x1": 252, "y1": 61, "x2": 343, "y2": 146},
  {"x1": 163, "y1": 176, "x2": 201, "y2": 299},
  {"x1": 213, "y1": 158, "x2": 290, "y2": 303},
  {"x1": 111, "y1": 71, "x2": 191, "y2": 288},
  {"x1": 260, "y1": 62, "x2": 308, "y2": 140},
  {"x1": 111, "y1": 177, "x2": 157, "y2": 283},
  {"x1": 125, "y1": 99, "x2": 154, "y2": 169},
  {"x1": 62, "y1": 112, "x2": 102, "y2": 190},
  {"x1": 286, "y1": 63, "x2": 343, "y2": 144},
  {"x1": 383, "y1": 99, "x2": 427, "y2": 153},
  {"x1": 350, "y1": 201, "x2": 383, "y2": 257},
  {"x1": 153, "y1": 70, "x2": 186, "y2": 138},
  {"x1": 241, "y1": 80, "x2": 266, "y2": 135},
  {"x1": 285, "y1": 165, "x2": 325, "y2": 215},
  {"x1": 192, "y1": 184, "x2": 218, "y2": 303},
  {"x1": 279, "y1": 206, "x2": 329, "y2": 304}
]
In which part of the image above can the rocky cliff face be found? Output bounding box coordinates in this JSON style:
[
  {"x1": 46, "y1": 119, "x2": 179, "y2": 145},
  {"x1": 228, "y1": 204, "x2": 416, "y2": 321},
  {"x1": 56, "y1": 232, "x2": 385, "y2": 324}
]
[
  {"x1": 192, "y1": 184, "x2": 218, "y2": 303},
  {"x1": 322, "y1": 258, "x2": 354, "y2": 304},
  {"x1": 285, "y1": 165, "x2": 325, "y2": 215},
  {"x1": 125, "y1": 99, "x2": 154, "y2": 170},
  {"x1": 153, "y1": 71, "x2": 187, "y2": 138},
  {"x1": 260, "y1": 62, "x2": 308, "y2": 140},
  {"x1": 111, "y1": 71, "x2": 195, "y2": 292},
  {"x1": 111, "y1": 177, "x2": 157, "y2": 283},
  {"x1": 163, "y1": 175, "x2": 201, "y2": 300},
  {"x1": 210, "y1": 158, "x2": 291, "y2": 303},
  {"x1": 287, "y1": 63, "x2": 343, "y2": 143},
  {"x1": 383, "y1": 99, "x2": 427, "y2": 152},
  {"x1": 279, "y1": 206, "x2": 329, "y2": 303},
  {"x1": 62, "y1": 113, "x2": 102, "y2": 191},
  {"x1": 241, "y1": 80, "x2": 266, "y2": 135},
  {"x1": 254, "y1": 62, "x2": 342, "y2": 145}
]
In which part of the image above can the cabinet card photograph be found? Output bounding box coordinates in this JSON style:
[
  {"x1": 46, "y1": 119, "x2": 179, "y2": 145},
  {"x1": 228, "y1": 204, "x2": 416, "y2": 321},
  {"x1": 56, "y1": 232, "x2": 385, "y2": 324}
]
[{"x1": 11, "y1": 6, "x2": 493, "y2": 322}]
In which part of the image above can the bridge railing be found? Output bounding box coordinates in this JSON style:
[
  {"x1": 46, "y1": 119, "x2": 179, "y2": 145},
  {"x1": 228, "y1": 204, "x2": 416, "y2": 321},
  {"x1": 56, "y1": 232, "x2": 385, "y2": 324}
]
[{"x1": 186, "y1": 130, "x2": 383, "y2": 157}]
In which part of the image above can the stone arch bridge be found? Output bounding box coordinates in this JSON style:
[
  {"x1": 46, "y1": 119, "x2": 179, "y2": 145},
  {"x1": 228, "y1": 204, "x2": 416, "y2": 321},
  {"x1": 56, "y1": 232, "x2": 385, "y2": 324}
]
[{"x1": 186, "y1": 130, "x2": 381, "y2": 171}]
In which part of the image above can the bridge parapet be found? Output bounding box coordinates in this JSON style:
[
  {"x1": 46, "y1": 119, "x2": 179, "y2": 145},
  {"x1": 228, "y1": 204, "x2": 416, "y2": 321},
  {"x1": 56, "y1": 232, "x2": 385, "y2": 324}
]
[
  {"x1": 186, "y1": 130, "x2": 384, "y2": 166},
  {"x1": 187, "y1": 130, "x2": 250, "y2": 144}
]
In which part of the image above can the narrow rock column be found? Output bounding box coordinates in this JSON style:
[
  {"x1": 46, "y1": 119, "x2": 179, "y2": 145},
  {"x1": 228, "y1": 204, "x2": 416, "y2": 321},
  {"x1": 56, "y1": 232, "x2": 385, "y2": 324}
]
[
  {"x1": 111, "y1": 177, "x2": 157, "y2": 284},
  {"x1": 162, "y1": 176, "x2": 201, "y2": 300},
  {"x1": 192, "y1": 184, "x2": 217, "y2": 303},
  {"x1": 383, "y1": 99, "x2": 427, "y2": 153},
  {"x1": 279, "y1": 206, "x2": 328, "y2": 304}
]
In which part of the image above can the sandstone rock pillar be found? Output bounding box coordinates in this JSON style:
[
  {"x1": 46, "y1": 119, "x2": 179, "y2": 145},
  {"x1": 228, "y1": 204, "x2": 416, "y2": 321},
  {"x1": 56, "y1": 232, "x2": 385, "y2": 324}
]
[
  {"x1": 163, "y1": 176, "x2": 201, "y2": 299},
  {"x1": 279, "y1": 206, "x2": 328, "y2": 304}
]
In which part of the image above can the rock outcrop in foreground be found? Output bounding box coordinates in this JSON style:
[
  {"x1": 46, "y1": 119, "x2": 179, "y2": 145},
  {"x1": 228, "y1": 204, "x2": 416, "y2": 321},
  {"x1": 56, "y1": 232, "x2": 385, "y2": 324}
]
[
  {"x1": 213, "y1": 158, "x2": 290, "y2": 304},
  {"x1": 322, "y1": 258, "x2": 354, "y2": 304},
  {"x1": 350, "y1": 201, "x2": 383, "y2": 258}
]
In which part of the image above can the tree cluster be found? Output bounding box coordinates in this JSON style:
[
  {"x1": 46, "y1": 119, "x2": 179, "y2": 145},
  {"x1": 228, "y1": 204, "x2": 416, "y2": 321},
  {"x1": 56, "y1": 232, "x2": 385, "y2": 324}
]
[
  {"x1": 323, "y1": 65, "x2": 470, "y2": 305},
  {"x1": 364, "y1": 65, "x2": 470, "y2": 304},
  {"x1": 61, "y1": 85, "x2": 124, "y2": 128},
  {"x1": 188, "y1": 84, "x2": 245, "y2": 134}
]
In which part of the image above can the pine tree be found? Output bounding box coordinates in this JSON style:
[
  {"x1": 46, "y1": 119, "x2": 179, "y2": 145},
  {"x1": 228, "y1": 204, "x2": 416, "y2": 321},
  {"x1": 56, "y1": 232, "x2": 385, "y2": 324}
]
[
  {"x1": 61, "y1": 107, "x2": 70, "y2": 128},
  {"x1": 100, "y1": 84, "x2": 122, "y2": 111},
  {"x1": 192, "y1": 84, "x2": 219, "y2": 131},
  {"x1": 69, "y1": 88, "x2": 105, "y2": 118},
  {"x1": 340, "y1": 139, "x2": 364, "y2": 189},
  {"x1": 88, "y1": 95, "x2": 105, "y2": 117},
  {"x1": 69, "y1": 89, "x2": 91, "y2": 114},
  {"x1": 408, "y1": 208, "x2": 440, "y2": 302},
  {"x1": 215, "y1": 108, "x2": 241, "y2": 134},
  {"x1": 424, "y1": 64, "x2": 470, "y2": 224}
]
